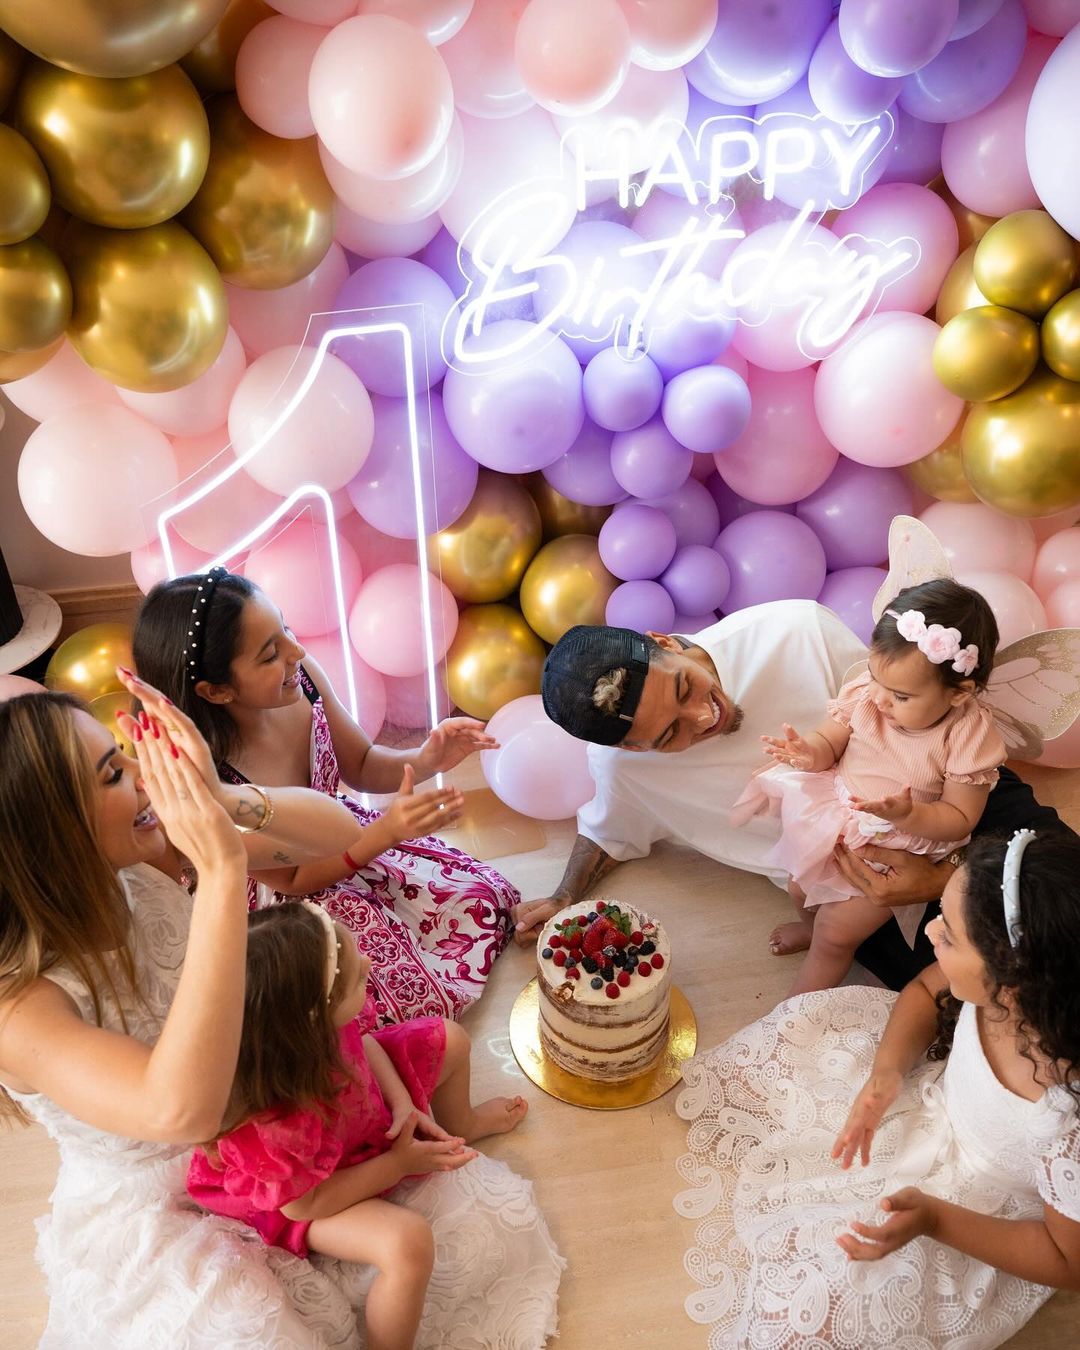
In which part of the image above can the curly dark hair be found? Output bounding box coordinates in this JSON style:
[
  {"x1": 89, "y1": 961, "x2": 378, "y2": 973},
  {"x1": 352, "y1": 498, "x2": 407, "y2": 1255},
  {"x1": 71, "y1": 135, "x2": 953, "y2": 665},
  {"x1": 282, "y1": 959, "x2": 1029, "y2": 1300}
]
[
  {"x1": 928, "y1": 831, "x2": 1080, "y2": 1108},
  {"x1": 872, "y1": 578, "x2": 999, "y2": 691}
]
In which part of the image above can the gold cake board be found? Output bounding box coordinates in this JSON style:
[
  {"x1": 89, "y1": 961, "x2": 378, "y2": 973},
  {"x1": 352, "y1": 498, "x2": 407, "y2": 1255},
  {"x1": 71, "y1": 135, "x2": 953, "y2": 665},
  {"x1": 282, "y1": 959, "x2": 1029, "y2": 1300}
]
[{"x1": 508, "y1": 977, "x2": 697, "y2": 1111}]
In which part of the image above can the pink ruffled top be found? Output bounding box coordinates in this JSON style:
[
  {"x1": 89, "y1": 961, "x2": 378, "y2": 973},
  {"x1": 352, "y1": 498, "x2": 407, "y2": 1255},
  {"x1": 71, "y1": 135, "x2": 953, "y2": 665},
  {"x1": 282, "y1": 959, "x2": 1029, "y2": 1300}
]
[{"x1": 187, "y1": 1002, "x2": 446, "y2": 1256}]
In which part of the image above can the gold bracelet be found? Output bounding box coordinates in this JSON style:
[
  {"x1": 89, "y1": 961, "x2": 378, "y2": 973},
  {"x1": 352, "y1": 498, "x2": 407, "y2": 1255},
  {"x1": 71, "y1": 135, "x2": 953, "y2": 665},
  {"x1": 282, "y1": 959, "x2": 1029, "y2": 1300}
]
[{"x1": 232, "y1": 783, "x2": 275, "y2": 834}]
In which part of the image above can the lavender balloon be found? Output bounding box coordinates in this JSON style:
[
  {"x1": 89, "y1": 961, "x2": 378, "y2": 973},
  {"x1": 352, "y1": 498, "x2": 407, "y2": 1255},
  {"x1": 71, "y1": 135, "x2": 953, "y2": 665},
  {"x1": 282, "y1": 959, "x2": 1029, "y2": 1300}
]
[
  {"x1": 876, "y1": 105, "x2": 944, "y2": 186},
  {"x1": 687, "y1": 0, "x2": 831, "y2": 104},
  {"x1": 839, "y1": 0, "x2": 957, "y2": 78},
  {"x1": 645, "y1": 285, "x2": 737, "y2": 380},
  {"x1": 583, "y1": 348, "x2": 663, "y2": 432},
  {"x1": 598, "y1": 504, "x2": 678, "y2": 581},
  {"x1": 611, "y1": 417, "x2": 694, "y2": 499},
  {"x1": 420, "y1": 229, "x2": 535, "y2": 323},
  {"x1": 345, "y1": 392, "x2": 477, "y2": 539},
  {"x1": 818, "y1": 566, "x2": 888, "y2": 645},
  {"x1": 672, "y1": 611, "x2": 719, "y2": 634},
  {"x1": 808, "y1": 20, "x2": 902, "y2": 123},
  {"x1": 638, "y1": 477, "x2": 721, "y2": 547},
  {"x1": 898, "y1": 0, "x2": 1026, "y2": 123},
  {"x1": 662, "y1": 365, "x2": 751, "y2": 455},
  {"x1": 333, "y1": 258, "x2": 455, "y2": 397},
  {"x1": 541, "y1": 417, "x2": 625, "y2": 506},
  {"x1": 660, "y1": 544, "x2": 731, "y2": 614},
  {"x1": 795, "y1": 458, "x2": 914, "y2": 570},
  {"x1": 715, "y1": 511, "x2": 827, "y2": 611},
  {"x1": 606, "y1": 580, "x2": 676, "y2": 633},
  {"x1": 951, "y1": 0, "x2": 1007, "y2": 39}
]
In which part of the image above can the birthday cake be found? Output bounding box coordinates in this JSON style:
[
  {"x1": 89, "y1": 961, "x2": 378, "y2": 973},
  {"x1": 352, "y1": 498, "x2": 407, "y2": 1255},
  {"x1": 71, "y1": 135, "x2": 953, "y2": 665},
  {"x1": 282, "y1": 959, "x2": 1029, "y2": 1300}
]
[{"x1": 536, "y1": 900, "x2": 671, "y2": 1083}]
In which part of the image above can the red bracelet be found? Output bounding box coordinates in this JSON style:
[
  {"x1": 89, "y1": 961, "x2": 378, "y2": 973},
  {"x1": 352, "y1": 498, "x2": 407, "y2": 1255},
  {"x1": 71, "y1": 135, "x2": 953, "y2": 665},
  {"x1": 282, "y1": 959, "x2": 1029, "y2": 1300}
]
[{"x1": 343, "y1": 848, "x2": 361, "y2": 872}]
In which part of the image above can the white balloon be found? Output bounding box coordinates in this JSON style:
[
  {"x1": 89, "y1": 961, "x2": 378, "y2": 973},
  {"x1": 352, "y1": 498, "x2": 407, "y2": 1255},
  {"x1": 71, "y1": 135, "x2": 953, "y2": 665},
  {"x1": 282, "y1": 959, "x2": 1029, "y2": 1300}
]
[{"x1": 1025, "y1": 23, "x2": 1080, "y2": 239}]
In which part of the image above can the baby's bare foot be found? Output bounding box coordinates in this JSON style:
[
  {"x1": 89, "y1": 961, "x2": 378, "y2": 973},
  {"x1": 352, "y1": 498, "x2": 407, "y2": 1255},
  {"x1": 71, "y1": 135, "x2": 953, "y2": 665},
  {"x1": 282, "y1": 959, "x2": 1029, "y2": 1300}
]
[
  {"x1": 769, "y1": 921, "x2": 813, "y2": 956},
  {"x1": 466, "y1": 1096, "x2": 529, "y2": 1142}
]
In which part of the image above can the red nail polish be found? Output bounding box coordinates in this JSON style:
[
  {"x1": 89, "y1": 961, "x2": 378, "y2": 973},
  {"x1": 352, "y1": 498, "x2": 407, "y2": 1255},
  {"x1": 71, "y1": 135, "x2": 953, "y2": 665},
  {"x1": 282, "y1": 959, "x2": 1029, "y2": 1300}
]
[
  {"x1": 163, "y1": 696, "x2": 175, "y2": 707},
  {"x1": 132, "y1": 725, "x2": 143, "y2": 742},
  {"x1": 170, "y1": 744, "x2": 180, "y2": 759},
  {"x1": 150, "y1": 719, "x2": 160, "y2": 739},
  {"x1": 138, "y1": 711, "x2": 150, "y2": 730},
  {"x1": 117, "y1": 665, "x2": 133, "y2": 678}
]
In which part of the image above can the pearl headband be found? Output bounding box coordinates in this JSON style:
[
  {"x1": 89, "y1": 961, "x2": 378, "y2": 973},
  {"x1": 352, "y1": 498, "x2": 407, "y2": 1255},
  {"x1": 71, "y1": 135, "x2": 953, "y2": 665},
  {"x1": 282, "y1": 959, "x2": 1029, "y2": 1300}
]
[
  {"x1": 182, "y1": 566, "x2": 229, "y2": 686},
  {"x1": 885, "y1": 608, "x2": 979, "y2": 677},
  {"x1": 1001, "y1": 829, "x2": 1036, "y2": 949},
  {"x1": 299, "y1": 900, "x2": 342, "y2": 1002}
]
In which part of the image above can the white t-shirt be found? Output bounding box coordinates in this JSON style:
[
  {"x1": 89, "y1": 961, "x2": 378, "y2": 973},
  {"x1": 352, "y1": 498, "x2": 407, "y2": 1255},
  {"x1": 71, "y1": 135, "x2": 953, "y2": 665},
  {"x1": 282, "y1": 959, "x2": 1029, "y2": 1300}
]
[{"x1": 577, "y1": 600, "x2": 867, "y2": 882}]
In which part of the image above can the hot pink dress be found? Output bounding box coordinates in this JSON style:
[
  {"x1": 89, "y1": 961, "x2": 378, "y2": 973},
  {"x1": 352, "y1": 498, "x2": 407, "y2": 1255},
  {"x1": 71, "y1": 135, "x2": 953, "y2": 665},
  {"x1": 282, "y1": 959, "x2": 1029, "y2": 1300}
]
[{"x1": 187, "y1": 1007, "x2": 446, "y2": 1258}]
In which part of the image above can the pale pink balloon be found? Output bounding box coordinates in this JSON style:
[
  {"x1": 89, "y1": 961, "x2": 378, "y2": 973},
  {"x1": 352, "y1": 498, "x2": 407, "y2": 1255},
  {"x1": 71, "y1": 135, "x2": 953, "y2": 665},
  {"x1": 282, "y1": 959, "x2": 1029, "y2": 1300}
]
[
  {"x1": 1045, "y1": 577, "x2": 1080, "y2": 628},
  {"x1": 130, "y1": 531, "x2": 212, "y2": 595},
  {"x1": 338, "y1": 512, "x2": 421, "y2": 573},
  {"x1": 356, "y1": 0, "x2": 475, "y2": 45},
  {"x1": 228, "y1": 346, "x2": 374, "y2": 496},
  {"x1": 0, "y1": 673, "x2": 45, "y2": 700},
  {"x1": 2, "y1": 341, "x2": 119, "y2": 422},
  {"x1": 18, "y1": 405, "x2": 177, "y2": 556},
  {"x1": 245, "y1": 515, "x2": 363, "y2": 638},
  {"x1": 441, "y1": 0, "x2": 532, "y2": 119},
  {"x1": 485, "y1": 692, "x2": 545, "y2": 744},
  {"x1": 1033, "y1": 526, "x2": 1080, "y2": 600},
  {"x1": 814, "y1": 314, "x2": 964, "y2": 467},
  {"x1": 1022, "y1": 0, "x2": 1080, "y2": 37},
  {"x1": 330, "y1": 487, "x2": 353, "y2": 520},
  {"x1": 117, "y1": 328, "x2": 246, "y2": 437},
  {"x1": 267, "y1": 0, "x2": 352, "y2": 19},
  {"x1": 309, "y1": 15, "x2": 454, "y2": 180},
  {"x1": 320, "y1": 117, "x2": 464, "y2": 224},
  {"x1": 334, "y1": 206, "x2": 443, "y2": 259},
  {"x1": 714, "y1": 347, "x2": 749, "y2": 381},
  {"x1": 169, "y1": 427, "x2": 283, "y2": 556},
  {"x1": 226, "y1": 243, "x2": 348, "y2": 360},
  {"x1": 617, "y1": 0, "x2": 717, "y2": 71},
  {"x1": 1032, "y1": 506, "x2": 1080, "y2": 542},
  {"x1": 1036, "y1": 708, "x2": 1080, "y2": 768},
  {"x1": 481, "y1": 716, "x2": 595, "y2": 819},
  {"x1": 954, "y1": 569, "x2": 1047, "y2": 648},
  {"x1": 301, "y1": 630, "x2": 387, "y2": 738},
  {"x1": 383, "y1": 668, "x2": 452, "y2": 727},
  {"x1": 516, "y1": 0, "x2": 631, "y2": 116},
  {"x1": 941, "y1": 36, "x2": 1056, "y2": 217},
  {"x1": 715, "y1": 365, "x2": 838, "y2": 505},
  {"x1": 348, "y1": 564, "x2": 459, "y2": 677},
  {"x1": 920, "y1": 500, "x2": 1037, "y2": 583},
  {"x1": 236, "y1": 15, "x2": 324, "y2": 140},
  {"x1": 553, "y1": 64, "x2": 690, "y2": 178},
  {"x1": 831, "y1": 183, "x2": 959, "y2": 316}
]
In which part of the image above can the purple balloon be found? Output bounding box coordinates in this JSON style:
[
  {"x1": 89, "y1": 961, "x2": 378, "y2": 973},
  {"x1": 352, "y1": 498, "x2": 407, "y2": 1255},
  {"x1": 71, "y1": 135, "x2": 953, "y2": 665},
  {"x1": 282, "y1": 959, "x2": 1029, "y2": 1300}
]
[
  {"x1": 420, "y1": 230, "x2": 536, "y2": 323},
  {"x1": 645, "y1": 291, "x2": 736, "y2": 380},
  {"x1": 345, "y1": 392, "x2": 477, "y2": 539},
  {"x1": 541, "y1": 417, "x2": 625, "y2": 506},
  {"x1": 808, "y1": 20, "x2": 902, "y2": 123},
  {"x1": 715, "y1": 511, "x2": 827, "y2": 612},
  {"x1": 687, "y1": 0, "x2": 831, "y2": 104},
  {"x1": 660, "y1": 544, "x2": 731, "y2": 614},
  {"x1": 898, "y1": 0, "x2": 1026, "y2": 122},
  {"x1": 662, "y1": 365, "x2": 751, "y2": 455},
  {"x1": 332, "y1": 258, "x2": 455, "y2": 397},
  {"x1": 672, "y1": 611, "x2": 720, "y2": 634},
  {"x1": 951, "y1": 0, "x2": 1006, "y2": 39},
  {"x1": 598, "y1": 504, "x2": 677, "y2": 581},
  {"x1": 583, "y1": 348, "x2": 663, "y2": 432},
  {"x1": 606, "y1": 580, "x2": 676, "y2": 632},
  {"x1": 818, "y1": 566, "x2": 888, "y2": 645},
  {"x1": 795, "y1": 458, "x2": 914, "y2": 570},
  {"x1": 876, "y1": 105, "x2": 944, "y2": 185},
  {"x1": 442, "y1": 320, "x2": 584, "y2": 473},
  {"x1": 611, "y1": 417, "x2": 694, "y2": 500},
  {"x1": 637, "y1": 477, "x2": 721, "y2": 547},
  {"x1": 706, "y1": 473, "x2": 796, "y2": 527},
  {"x1": 839, "y1": 0, "x2": 958, "y2": 78}
]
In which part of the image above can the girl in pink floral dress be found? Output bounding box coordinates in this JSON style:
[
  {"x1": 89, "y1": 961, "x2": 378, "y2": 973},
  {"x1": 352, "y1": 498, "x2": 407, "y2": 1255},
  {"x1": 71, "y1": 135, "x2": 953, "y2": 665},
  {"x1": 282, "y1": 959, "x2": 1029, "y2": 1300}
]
[
  {"x1": 188, "y1": 902, "x2": 530, "y2": 1350},
  {"x1": 134, "y1": 571, "x2": 519, "y2": 1024}
]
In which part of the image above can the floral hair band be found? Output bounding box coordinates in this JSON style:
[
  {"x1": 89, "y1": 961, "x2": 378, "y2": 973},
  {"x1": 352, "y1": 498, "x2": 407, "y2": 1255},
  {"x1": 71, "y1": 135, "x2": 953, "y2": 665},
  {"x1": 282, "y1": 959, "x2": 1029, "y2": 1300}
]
[{"x1": 884, "y1": 608, "x2": 979, "y2": 677}]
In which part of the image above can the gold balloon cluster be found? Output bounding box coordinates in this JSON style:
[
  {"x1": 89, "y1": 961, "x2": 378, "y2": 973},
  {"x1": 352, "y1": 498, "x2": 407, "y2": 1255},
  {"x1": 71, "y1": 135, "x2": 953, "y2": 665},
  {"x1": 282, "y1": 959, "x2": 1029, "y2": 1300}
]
[
  {"x1": 914, "y1": 209, "x2": 1080, "y2": 519},
  {"x1": 43, "y1": 622, "x2": 137, "y2": 752},
  {"x1": 0, "y1": 0, "x2": 334, "y2": 390}
]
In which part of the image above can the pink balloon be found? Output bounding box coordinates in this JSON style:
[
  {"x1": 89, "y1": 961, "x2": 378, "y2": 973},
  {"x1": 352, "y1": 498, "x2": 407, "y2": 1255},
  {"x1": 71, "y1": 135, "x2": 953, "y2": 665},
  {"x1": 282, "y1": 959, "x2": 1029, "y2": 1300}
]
[
  {"x1": 338, "y1": 512, "x2": 421, "y2": 573},
  {"x1": 941, "y1": 36, "x2": 1056, "y2": 217},
  {"x1": 1022, "y1": 0, "x2": 1080, "y2": 37},
  {"x1": 618, "y1": 0, "x2": 716, "y2": 71},
  {"x1": 18, "y1": 405, "x2": 177, "y2": 556},
  {"x1": 245, "y1": 516, "x2": 363, "y2": 639},
  {"x1": 1045, "y1": 577, "x2": 1080, "y2": 628},
  {"x1": 0, "y1": 673, "x2": 45, "y2": 699},
  {"x1": 814, "y1": 313, "x2": 964, "y2": 467},
  {"x1": 715, "y1": 365, "x2": 838, "y2": 505},
  {"x1": 954, "y1": 568, "x2": 1047, "y2": 648},
  {"x1": 515, "y1": 0, "x2": 631, "y2": 115},
  {"x1": 1033, "y1": 526, "x2": 1080, "y2": 600},
  {"x1": 831, "y1": 183, "x2": 959, "y2": 316},
  {"x1": 1031, "y1": 506, "x2": 1080, "y2": 542},
  {"x1": 309, "y1": 16, "x2": 454, "y2": 179},
  {"x1": 169, "y1": 427, "x2": 283, "y2": 556},
  {"x1": 486, "y1": 692, "x2": 545, "y2": 745},
  {"x1": 130, "y1": 531, "x2": 212, "y2": 595},
  {"x1": 383, "y1": 668, "x2": 452, "y2": 728},
  {"x1": 356, "y1": 0, "x2": 475, "y2": 46},
  {"x1": 334, "y1": 206, "x2": 443, "y2": 259},
  {"x1": 320, "y1": 117, "x2": 464, "y2": 224},
  {"x1": 348, "y1": 564, "x2": 459, "y2": 676},
  {"x1": 1035, "y1": 709, "x2": 1080, "y2": 768},
  {"x1": 440, "y1": 0, "x2": 533, "y2": 119},
  {"x1": 267, "y1": 0, "x2": 352, "y2": 19},
  {"x1": 920, "y1": 500, "x2": 1037, "y2": 583},
  {"x1": 553, "y1": 64, "x2": 690, "y2": 179},
  {"x1": 714, "y1": 346, "x2": 749, "y2": 382},
  {"x1": 481, "y1": 716, "x2": 595, "y2": 819},
  {"x1": 228, "y1": 346, "x2": 374, "y2": 496},
  {"x1": 301, "y1": 631, "x2": 387, "y2": 739},
  {"x1": 236, "y1": 15, "x2": 324, "y2": 140},
  {"x1": 1, "y1": 340, "x2": 120, "y2": 421},
  {"x1": 117, "y1": 328, "x2": 246, "y2": 437},
  {"x1": 226, "y1": 243, "x2": 348, "y2": 360}
]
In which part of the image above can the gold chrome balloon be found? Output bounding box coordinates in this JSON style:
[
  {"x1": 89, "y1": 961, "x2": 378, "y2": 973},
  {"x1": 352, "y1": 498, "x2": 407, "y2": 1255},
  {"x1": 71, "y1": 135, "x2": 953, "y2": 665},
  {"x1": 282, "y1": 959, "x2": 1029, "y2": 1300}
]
[
  {"x1": 63, "y1": 220, "x2": 227, "y2": 393},
  {"x1": 527, "y1": 474, "x2": 613, "y2": 539},
  {"x1": 0, "y1": 125, "x2": 51, "y2": 245},
  {"x1": 45, "y1": 623, "x2": 134, "y2": 700},
  {"x1": 0, "y1": 29, "x2": 25, "y2": 114},
  {"x1": 932, "y1": 305, "x2": 1039, "y2": 402},
  {"x1": 927, "y1": 176, "x2": 996, "y2": 253},
  {"x1": 0, "y1": 0, "x2": 229, "y2": 78},
  {"x1": 427, "y1": 470, "x2": 542, "y2": 604},
  {"x1": 962, "y1": 367, "x2": 1080, "y2": 518},
  {"x1": 934, "y1": 244, "x2": 989, "y2": 327},
  {"x1": 973, "y1": 210, "x2": 1077, "y2": 318},
  {"x1": 445, "y1": 604, "x2": 547, "y2": 721},
  {"x1": 15, "y1": 60, "x2": 210, "y2": 229},
  {"x1": 1042, "y1": 289, "x2": 1080, "y2": 384},
  {"x1": 0, "y1": 238, "x2": 71, "y2": 352},
  {"x1": 181, "y1": 0, "x2": 275, "y2": 95},
  {"x1": 183, "y1": 95, "x2": 334, "y2": 290},
  {"x1": 519, "y1": 535, "x2": 618, "y2": 646},
  {"x1": 904, "y1": 415, "x2": 977, "y2": 503},
  {"x1": 88, "y1": 690, "x2": 138, "y2": 756},
  {"x1": 0, "y1": 335, "x2": 62, "y2": 382}
]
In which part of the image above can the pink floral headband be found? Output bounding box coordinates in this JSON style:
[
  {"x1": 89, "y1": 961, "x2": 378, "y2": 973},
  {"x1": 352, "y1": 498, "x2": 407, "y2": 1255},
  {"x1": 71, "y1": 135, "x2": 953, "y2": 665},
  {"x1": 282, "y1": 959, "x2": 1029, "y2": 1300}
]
[{"x1": 885, "y1": 609, "x2": 979, "y2": 677}]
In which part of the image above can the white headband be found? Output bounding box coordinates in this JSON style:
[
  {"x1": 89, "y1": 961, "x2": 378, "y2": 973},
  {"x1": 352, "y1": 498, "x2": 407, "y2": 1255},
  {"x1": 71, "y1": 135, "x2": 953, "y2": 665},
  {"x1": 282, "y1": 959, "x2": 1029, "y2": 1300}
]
[
  {"x1": 299, "y1": 901, "x2": 342, "y2": 1001},
  {"x1": 1001, "y1": 829, "x2": 1036, "y2": 949}
]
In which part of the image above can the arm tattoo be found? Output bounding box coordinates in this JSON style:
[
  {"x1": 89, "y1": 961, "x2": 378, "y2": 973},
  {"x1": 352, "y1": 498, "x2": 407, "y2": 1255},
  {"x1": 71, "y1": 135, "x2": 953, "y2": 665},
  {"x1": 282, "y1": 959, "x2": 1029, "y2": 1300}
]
[
  {"x1": 233, "y1": 796, "x2": 266, "y2": 827},
  {"x1": 552, "y1": 835, "x2": 619, "y2": 904},
  {"x1": 272, "y1": 850, "x2": 294, "y2": 865}
]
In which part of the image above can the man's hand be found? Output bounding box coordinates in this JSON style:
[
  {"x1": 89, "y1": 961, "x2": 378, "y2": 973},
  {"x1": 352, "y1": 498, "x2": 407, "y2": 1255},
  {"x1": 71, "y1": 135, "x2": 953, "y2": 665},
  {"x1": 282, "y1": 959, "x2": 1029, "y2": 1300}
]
[
  {"x1": 849, "y1": 785, "x2": 913, "y2": 825},
  {"x1": 833, "y1": 841, "x2": 951, "y2": 908},
  {"x1": 512, "y1": 898, "x2": 563, "y2": 947},
  {"x1": 837, "y1": 1188, "x2": 940, "y2": 1261}
]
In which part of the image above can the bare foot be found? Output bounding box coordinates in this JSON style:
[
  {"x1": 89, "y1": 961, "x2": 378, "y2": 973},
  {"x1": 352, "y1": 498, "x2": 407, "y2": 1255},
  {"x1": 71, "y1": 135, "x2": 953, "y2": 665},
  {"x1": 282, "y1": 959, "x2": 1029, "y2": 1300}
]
[
  {"x1": 464, "y1": 1096, "x2": 529, "y2": 1142},
  {"x1": 769, "y1": 921, "x2": 813, "y2": 956}
]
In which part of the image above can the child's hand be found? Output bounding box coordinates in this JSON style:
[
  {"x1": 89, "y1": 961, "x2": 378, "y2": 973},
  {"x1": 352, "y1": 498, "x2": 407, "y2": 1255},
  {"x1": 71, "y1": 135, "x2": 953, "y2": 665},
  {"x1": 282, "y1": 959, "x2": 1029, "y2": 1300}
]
[
  {"x1": 837, "y1": 1188, "x2": 940, "y2": 1260},
  {"x1": 390, "y1": 1111, "x2": 476, "y2": 1177},
  {"x1": 831, "y1": 1067, "x2": 903, "y2": 1169},
  {"x1": 417, "y1": 718, "x2": 498, "y2": 775},
  {"x1": 381, "y1": 764, "x2": 465, "y2": 846},
  {"x1": 761, "y1": 724, "x2": 816, "y2": 771},
  {"x1": 849, "y1": 785, "x2": 913, "y2": 825},
  {"x1": 386, "y1": 1104, "x2": 454, "y2": 1144}
]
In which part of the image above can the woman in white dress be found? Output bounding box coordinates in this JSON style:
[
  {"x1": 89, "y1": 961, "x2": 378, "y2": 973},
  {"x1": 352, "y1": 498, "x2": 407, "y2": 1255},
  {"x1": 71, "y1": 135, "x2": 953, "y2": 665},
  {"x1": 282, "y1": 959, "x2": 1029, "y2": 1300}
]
[
  {"x1": 675, "y1": 829, "x2": 1080, "y2": 1349},
  {"x1": 0, "y1": 674, "x2": 562, "y2": 1349}
]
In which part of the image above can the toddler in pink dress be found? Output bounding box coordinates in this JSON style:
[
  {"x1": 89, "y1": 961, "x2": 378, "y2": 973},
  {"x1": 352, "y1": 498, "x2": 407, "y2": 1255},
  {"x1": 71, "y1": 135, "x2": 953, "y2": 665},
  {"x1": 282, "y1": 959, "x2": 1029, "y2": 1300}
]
[
  {"x1": 188, "y1": 902, "x2": 529, "y2": 1349},
  {"x1": 733, "y1": 579, "x2": 1004, "y2": 998}
]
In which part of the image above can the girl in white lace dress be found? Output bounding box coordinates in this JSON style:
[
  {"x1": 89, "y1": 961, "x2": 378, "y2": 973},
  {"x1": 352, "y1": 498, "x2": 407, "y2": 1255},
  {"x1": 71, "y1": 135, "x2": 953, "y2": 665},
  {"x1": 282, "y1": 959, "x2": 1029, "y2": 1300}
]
[
  {"x1": 675, "y1": 830, "x2": 1080, "y2": 1349},
  {"x1": 0, "y1": 679, "x2": 562, "y2": 1349}
]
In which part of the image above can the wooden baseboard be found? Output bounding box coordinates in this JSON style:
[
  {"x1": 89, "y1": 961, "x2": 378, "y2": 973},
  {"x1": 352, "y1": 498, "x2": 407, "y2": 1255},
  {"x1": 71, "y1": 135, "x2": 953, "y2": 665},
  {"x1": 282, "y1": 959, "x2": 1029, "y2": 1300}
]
[{"x1": 51, "y1": 583, "x2": 142, "y2": 643}]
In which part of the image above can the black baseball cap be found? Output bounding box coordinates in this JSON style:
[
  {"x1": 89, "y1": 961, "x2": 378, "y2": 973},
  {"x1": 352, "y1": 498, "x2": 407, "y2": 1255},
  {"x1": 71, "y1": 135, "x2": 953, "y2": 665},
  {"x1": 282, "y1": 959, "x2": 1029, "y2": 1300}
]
[{"x1": 541, "y1": 625, "x2": 653, "y2": 746}]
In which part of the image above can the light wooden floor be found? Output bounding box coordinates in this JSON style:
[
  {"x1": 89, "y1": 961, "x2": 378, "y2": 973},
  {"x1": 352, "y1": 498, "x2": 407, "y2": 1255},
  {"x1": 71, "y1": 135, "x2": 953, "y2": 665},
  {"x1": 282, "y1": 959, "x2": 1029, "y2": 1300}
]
[{"x1": 3, "y1": 763, "x2": 1080, "y2": 1347}]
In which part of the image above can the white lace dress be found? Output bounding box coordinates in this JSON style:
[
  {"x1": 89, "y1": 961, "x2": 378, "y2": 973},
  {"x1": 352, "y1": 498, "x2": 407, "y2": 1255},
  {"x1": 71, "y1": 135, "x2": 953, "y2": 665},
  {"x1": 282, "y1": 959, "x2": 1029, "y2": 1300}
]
[
  {"x1": 673, "y1": 985, "x2": 1080, "y2": 1349},
  {"x1": 12, "y1": 864, "x2": 564, "y2": 1349}
]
